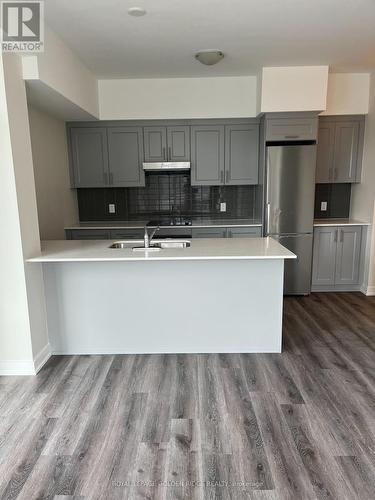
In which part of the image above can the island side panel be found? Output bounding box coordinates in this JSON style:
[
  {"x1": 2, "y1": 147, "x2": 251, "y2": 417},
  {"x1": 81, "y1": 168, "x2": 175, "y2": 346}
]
[{"x1": 43, "y1": 259, "x2": 284, "y2": 354}]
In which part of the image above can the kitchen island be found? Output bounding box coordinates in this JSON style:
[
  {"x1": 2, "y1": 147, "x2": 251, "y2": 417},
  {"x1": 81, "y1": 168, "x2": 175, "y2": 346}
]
[{"x1": 28, "y1": 238, "x2": 295, "y2": 354}]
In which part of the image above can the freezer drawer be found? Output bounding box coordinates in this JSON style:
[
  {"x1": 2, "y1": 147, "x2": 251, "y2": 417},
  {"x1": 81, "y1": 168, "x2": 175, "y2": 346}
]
[{"x1": 272, "y1": 234, "x2": 313, "y2": 295}]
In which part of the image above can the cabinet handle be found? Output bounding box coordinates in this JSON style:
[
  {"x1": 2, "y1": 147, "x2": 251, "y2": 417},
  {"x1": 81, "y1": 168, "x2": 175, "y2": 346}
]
[
  {"x1": 220, "y1": 171, "x2": 224, "y2": 183},
  {"x1": 340, "y1": 229, "x2": 344, "y2": 242},
  {"x1": 109, "y1": 172, "x2": 114, "y2": 185},
  {"x1": 329, "y1": 167, "x2": 333, "y2": 181},
  {"x1": 334, "y1": 168, "x2": 338, "y2": 181},
  {"x1": 334, "y1": 229, "x2": 338, "y2": 242},
  {"x1": 168, "y1": 146, "x2": 172, "y2": 161},
  {"x1": 162, "y1": 147, "x2": 166, "y2": 161},
  {"x1": 226, "y1": 170, "x2": 230, "y2": 183},
  {"x1": 103, "y1": 172, "x2": 108, "y2": 184}
]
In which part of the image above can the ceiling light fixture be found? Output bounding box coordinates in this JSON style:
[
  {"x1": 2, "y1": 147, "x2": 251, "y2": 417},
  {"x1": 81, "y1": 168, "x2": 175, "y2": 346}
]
[
  {"x1": 195, "y1": 50, "x2": 224, "y2": 66},
  {"x1": 128, "y1": 7, "x2": 146, "y2": 17}
]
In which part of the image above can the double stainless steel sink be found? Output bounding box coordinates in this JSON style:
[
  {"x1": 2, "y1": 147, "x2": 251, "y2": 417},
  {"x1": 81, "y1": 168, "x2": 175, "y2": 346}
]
[{"x1": 109, "y1": 239, "x2": 191, "y2": 252}]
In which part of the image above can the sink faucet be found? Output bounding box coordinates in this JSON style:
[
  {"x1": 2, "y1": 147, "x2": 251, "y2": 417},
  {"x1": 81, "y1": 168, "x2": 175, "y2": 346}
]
[{"x1": 144, "y1": 224, "x2": 160, "y2": 248}]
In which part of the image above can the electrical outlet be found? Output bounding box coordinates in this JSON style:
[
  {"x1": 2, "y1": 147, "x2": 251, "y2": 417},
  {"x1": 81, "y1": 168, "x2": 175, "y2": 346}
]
[
  {"x1": 109, "y1": 203, "x2": 116, "y2": 214},
  {"x1": 220, "y1": 202, "x2": 227, "y2": 212},
  {"x1": 321, "y1": 201, "x2": 327, "y2": 212}
]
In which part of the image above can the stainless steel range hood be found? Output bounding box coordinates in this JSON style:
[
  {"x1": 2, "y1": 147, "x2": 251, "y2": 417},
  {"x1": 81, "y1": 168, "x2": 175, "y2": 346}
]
[{"x1": 142, "y1": 162, "x2": 190, "y2": 172}]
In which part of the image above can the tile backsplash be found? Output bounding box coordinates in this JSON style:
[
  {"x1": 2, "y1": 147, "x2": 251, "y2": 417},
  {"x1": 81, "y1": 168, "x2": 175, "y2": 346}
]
[
  {"x1": 77, "y1": 172, "x2": 262, "y2": 221},
  {"x1": 314, "y1": 183, "x2": 351, "y2": 219}
]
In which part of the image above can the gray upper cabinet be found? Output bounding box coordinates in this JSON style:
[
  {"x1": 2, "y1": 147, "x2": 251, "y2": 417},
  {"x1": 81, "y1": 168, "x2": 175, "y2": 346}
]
[
  {"x1": 265, "y1": 117, "x2": 318, "y2": 141},
  {"x1": 143, "y1": 127, "x2": 167, "y2": 162},
  {"x1": 191, "y1": 125, "x2": 225, "y2": 185},
  {"x1": 315, "y1": 122, "x2": 335, "y2": 183},
  {"x1": 316, "y1": 117, "x2": 364, "y2": 183},
  {"x1": 70, "y1": 127, "x2": 109, "y2": 187},
  {"x1": 333, "y1": 121, "x2": 360, "y2": 182},
  {"x1": 225, "y1": 125, "x2": 259, "y2": 185},
  {"x1": 312, "y1": 225, "x2": 362, "y2": 289},
  {"x1": 335, "y1": 226, "x2": 361, "y2": 285},
  {"x1": 144, "y1": 126, "x2": 190, "y2": 162},
  {"x1": 167, "y1": 126, "x2": 190, "y2": 161},
  {"x1": 108, "y1": 127, "x2": 145, "y2": 187}
]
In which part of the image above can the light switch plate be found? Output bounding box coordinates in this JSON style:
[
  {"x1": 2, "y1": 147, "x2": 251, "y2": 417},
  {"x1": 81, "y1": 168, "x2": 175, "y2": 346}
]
[
  {"x1": 321, "y1": 201, "x2": 327, "y2": 212},
  {"x1": 109, "y1": 204, "x2": 116, "y2": 214},
  {"x1": 220, "y1": 202, "x2": 227, "y2": 212}
]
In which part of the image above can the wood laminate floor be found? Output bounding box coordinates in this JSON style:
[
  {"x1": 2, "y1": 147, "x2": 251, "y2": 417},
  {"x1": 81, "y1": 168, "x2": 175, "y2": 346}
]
[{"x1": 1, "y1": 293, "x2": 375, "y2": 499}]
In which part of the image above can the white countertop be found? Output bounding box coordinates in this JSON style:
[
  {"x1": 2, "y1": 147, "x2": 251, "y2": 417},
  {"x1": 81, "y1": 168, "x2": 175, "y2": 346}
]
[
  {"x1": 27, "y1": 238, "x2": 296, "y2": 263},
  {"x1": 64, "y1": 218, "x2": 262, "y2": 230},
  {"x1": 313, "y1": 219, "x2": 370, "y2": 227}
]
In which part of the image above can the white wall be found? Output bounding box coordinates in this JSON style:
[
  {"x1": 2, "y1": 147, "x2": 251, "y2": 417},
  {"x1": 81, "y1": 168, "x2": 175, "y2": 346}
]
[
  {"x1": 0, "y1": 53, "x2": 49, "y2": 374},
  {"x1": 28, "y1": 106, "x2": 79, "y2": 239},
  {"x1": 260, "y1": 66, "x2": 329, "y2": 113},
  {"x1": 322, "y1": 73, "x2": 370, "y2": 115},
  {"x1": 23, "y1": 26, "x2": 99, "y2": 119},
  {"x1": 351, "y1": 72, "x2": 375, "y2": 293},
  {"x1": 99, "y1": 76, "x2": 257, "y2": 119}
]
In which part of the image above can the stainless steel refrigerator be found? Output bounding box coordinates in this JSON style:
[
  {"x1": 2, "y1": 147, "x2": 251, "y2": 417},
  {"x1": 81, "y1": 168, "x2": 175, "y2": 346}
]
[{"x1": 264, "y1": 143, "x2": 317, "y2": 295}]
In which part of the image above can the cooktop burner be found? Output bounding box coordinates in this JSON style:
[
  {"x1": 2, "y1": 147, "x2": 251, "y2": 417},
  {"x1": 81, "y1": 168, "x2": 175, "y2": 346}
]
[{"x1": 148, "y1": 216, "x2": 192, "y2": 227}]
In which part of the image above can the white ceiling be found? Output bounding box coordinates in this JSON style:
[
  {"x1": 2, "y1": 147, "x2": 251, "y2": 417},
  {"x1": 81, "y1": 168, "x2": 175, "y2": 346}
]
[{"x1": 44, "y1": 0, "x2": 375, "y2": 78}]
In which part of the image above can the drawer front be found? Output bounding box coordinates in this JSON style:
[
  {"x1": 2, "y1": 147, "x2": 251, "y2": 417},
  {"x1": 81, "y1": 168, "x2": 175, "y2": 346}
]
[
  {"x1": 227, "y1": 227, "x2": 262, "y2": 238},
  {"x1": 266, "y1": 118, "x2": 318, "y2": 141},
  {"x1": 68, "y1": 229, "x2": 111, "y2": 240},
  {"x1": 192, "y1": 227, "x2": 227, "y2": 238},
  {"x1": 110, "y1": 229, "x2": 144, "y2": 240}
]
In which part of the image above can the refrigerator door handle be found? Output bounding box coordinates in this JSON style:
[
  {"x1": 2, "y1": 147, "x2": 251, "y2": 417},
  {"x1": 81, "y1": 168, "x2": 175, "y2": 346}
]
[{"x1": 266, "y1": 202, "x2": 271, "y2": 235}]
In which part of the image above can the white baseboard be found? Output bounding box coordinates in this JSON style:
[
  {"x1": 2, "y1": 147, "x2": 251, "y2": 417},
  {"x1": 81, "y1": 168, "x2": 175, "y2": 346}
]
[
  {"x1": 0, "y1": 343, "x2": 51, "y2": 376},
  {"x1": 0, "y1": 360, "x2": 36, "y2": 376},
  {"x1": 363, "y1": 285, "x2": 375, "y2": 296},
  {"x1": 34, "y1": 343, "x2": 51, "y2": 373}
]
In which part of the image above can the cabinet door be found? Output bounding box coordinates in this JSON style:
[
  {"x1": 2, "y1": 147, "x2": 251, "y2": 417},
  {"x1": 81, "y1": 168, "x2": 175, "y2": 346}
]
[
  {"x1": 167, "y1": 126, "x2": 190, "y2": 161},
  {"x1": 312, "y1": 227, "x2": 337, "y2": 286},
  {"x1": 192, "y1": 227, "x2": 227, "y2": 238},
  {"x1": 108, "y1": 127, "x2": 145, "y2": 187},
  {"x1": 190, "y1": 125, "x2": 225, "y2": 185},
  {"x1": 225, "y1": 125, "x2": 259, "y2": 185},
  {"x1": 70, "y1": 229, "x2": 111, "y2": 240},
  {"x1": 316, "y1": 122, "x2": 335, "y2": 183},
  {"x1": 333, "y1": 121, "x2": 360, "y2": 183},
  {"x1": 227, "y1": 227, "x2": 262, "y2": 238},
  {"x1": 335, "y1": 226, "x2": 361, "y2": 285},
  {"x1": 143, "y1": 127, "x2": 167, "y2": 162},
  {"x1": 265, "y1": 118, "x2": 318, "y2": 141},
  {"x1": 70, "y1": 128, "x2": 109, "y2": 187}
]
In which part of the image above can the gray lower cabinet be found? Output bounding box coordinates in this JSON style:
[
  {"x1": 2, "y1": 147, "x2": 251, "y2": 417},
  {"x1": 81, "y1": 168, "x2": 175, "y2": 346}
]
[
  {"x1": 265, "y1": 117, "x2": 318, "y2": 141},
  {"x1": 225, "y1": 125, "x2": 259, "y2": 185},
  {"x1": 107, "y1": 128, "x2": 145, "y2": 187},
  {"x1": 110, "y1": 229, "x2": 144, "y2": 239},
  {"x1": 312, "y1": 226, "x2": 362, "y2": 289},
  {"x1": 191, "y1": 125, "x2": 225, "y2": 185},
  {"x1": 70, "y1": 128, "x2": 109, "y2": 187},
  {"x1": 192, "y1": 227, "x2": 227, "y2": 238},
  {"x1": 66, "y1": 229, "x2": 111, "y2": 240},
  {"x1": 316, "y1": 117, "x2": 364, "y2": 183},
  {"x1": 192, "y1": 226, "x2": 261, "y2": 238},
  {"x1": 144, "y1": 126, "x2": 190, "y2": 162},
  {"x1": 227, "y1": 227, "x2": 262, "y2": 238}
]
